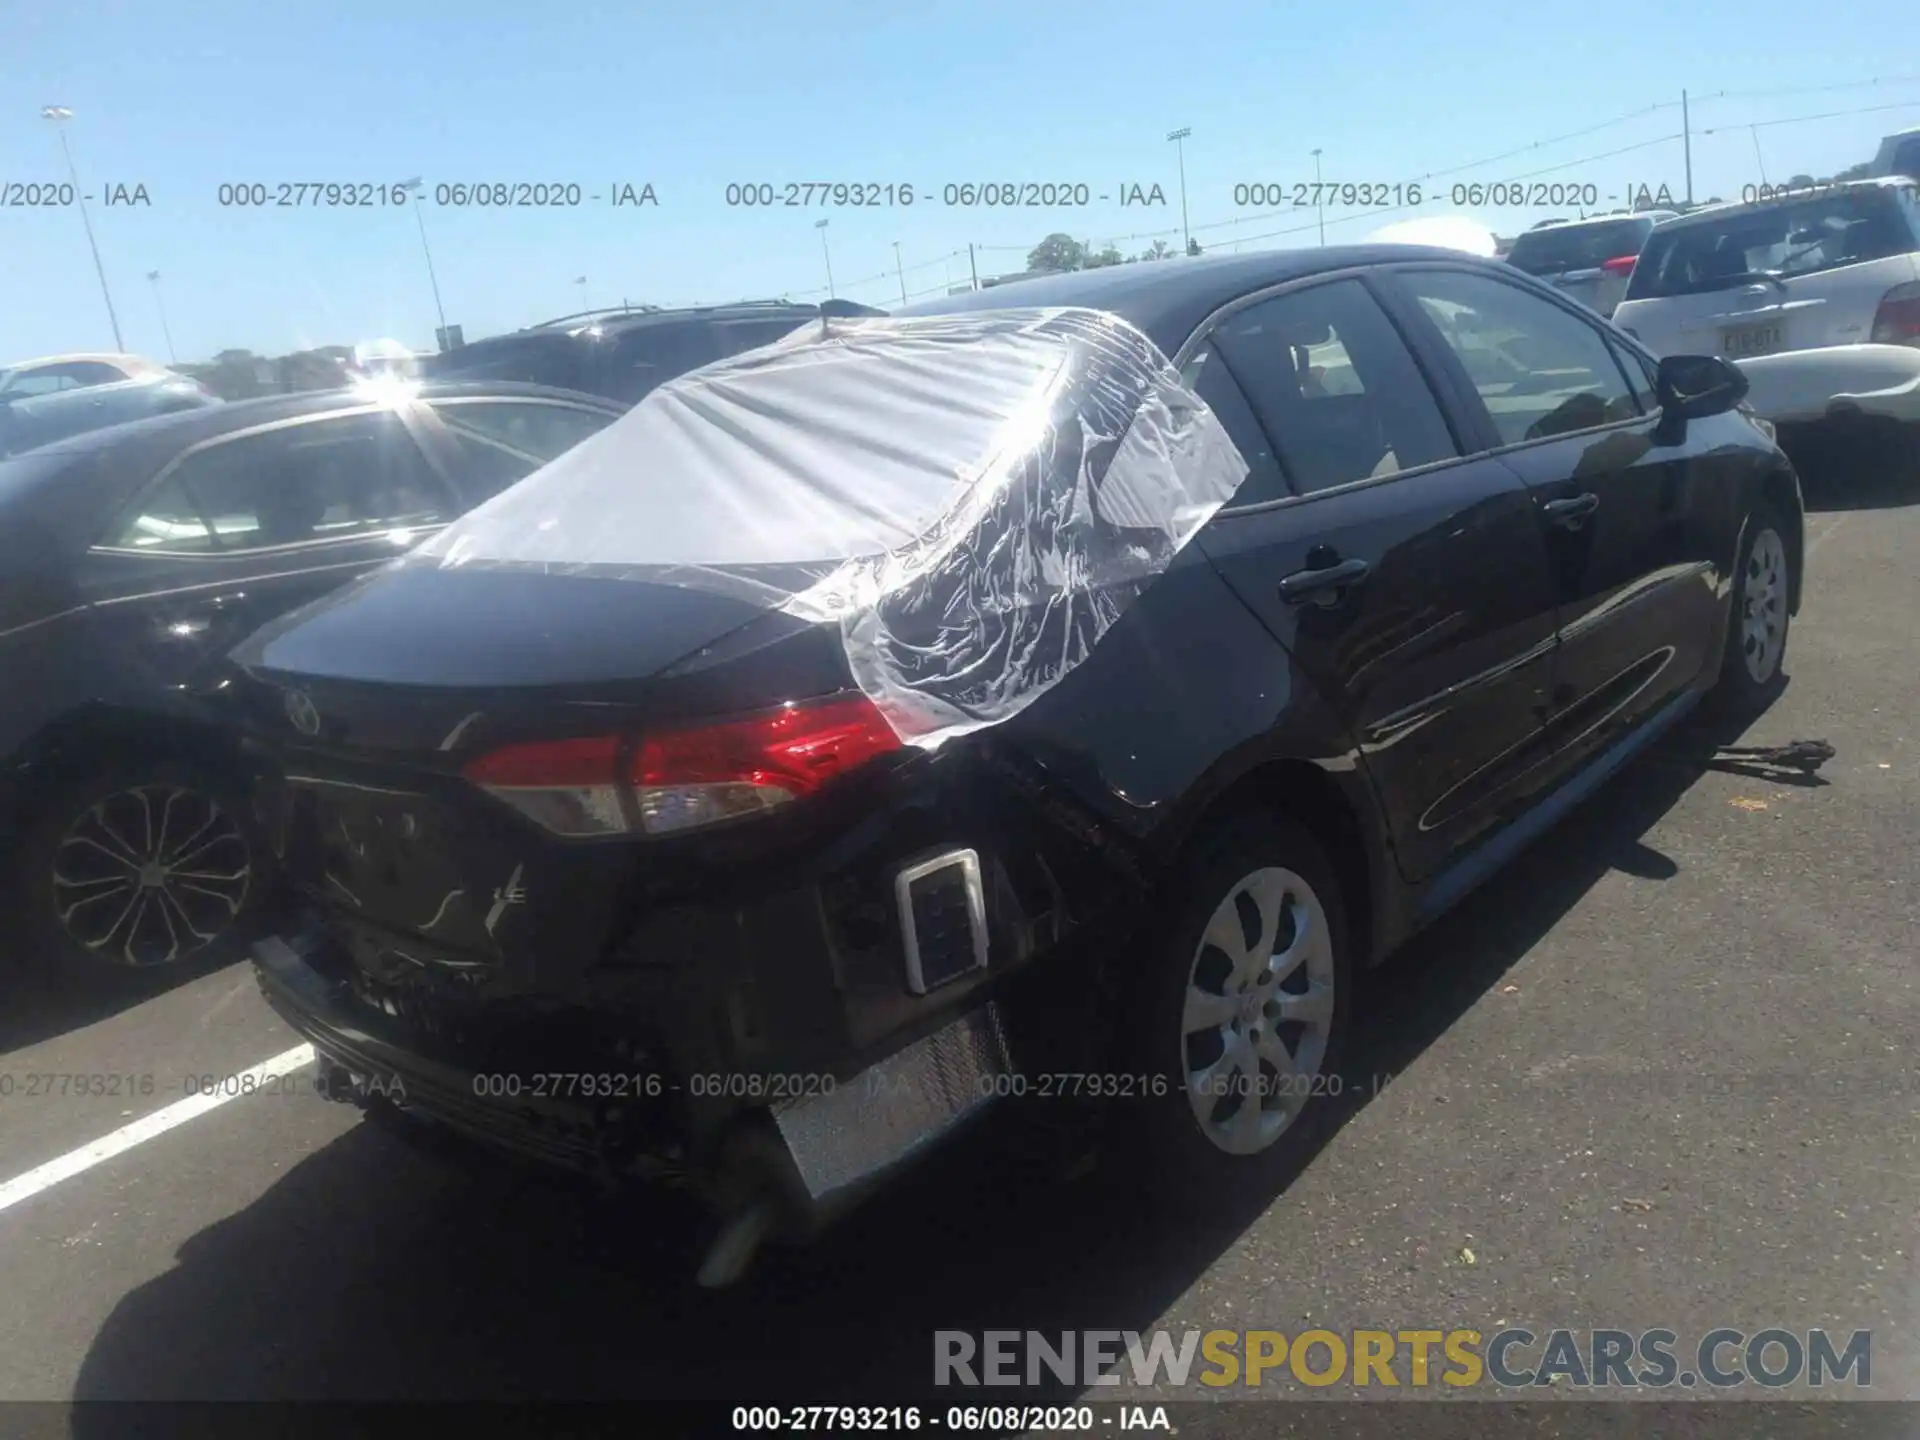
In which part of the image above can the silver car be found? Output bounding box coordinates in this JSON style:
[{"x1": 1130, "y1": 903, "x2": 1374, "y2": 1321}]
[{"x1": 1505, "y1": 212, "x2": 1677, "y2": 319}]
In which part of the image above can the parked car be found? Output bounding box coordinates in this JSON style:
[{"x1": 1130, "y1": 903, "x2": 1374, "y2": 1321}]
[
  {"x1": 1612, "y1": 179, "x2": 1920, "y2": 437},
  {"x1": 233, "y1": 246, "x2": 1802, "y2": 1286},
  {"x1": 1869, "y1": 127, "x2": 1920, "y2": 181},
  {"x1": 0, "y1": 375, "x2": 221, "y2": 459},
  {"x1": 0, "y1": 352, "x2": 176, "y2": 405},
  {"x1": 420, "y1": 299, "x2": 887, "y2": 407},
  {"x1": 0, "y1": 380, "x2": 622, "y2": 982},
  {"x1": 1505, "y1": 211, "x2": 1678, "y2": 319}
]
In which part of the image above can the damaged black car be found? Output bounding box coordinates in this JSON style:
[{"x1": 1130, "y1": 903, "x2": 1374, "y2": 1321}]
[{"x1": 230, "y1": 247, "x2": 1803, "y2": 1285}]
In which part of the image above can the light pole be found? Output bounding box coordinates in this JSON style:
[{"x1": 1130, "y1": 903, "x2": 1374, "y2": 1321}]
[
  {"x1": 892, "y1": 241, "x2": 907, "y2": 304},
  {"x1": 1312, "y1": 148, "x2": 1326, "y2": 246},
  {"x1": 1167, "y1": 127, "x2": 1192, "y2": 255},
  {"x1": 145, "y1": 271, "x2": 177, "y2": 364},
  {"x1": 41, "y1": 106, "x2": 124, "y2": 349},
  {"x1": 815, "y1": 218, "x2": 835, "y2": 298},
  {"x1": 573, "y1": 276, "x2": 590, "y2": 314},
  {"x1": 399, "y1": 178, "x2": 450, "y2": 346}
]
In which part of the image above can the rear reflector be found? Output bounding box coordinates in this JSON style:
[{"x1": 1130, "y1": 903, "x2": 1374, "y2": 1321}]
[
  {"x1": 1600, "y1": 253, "x2": 1639, "y2": 276},
  {"x1": 1870, "y1": 282, "x2": 1920, "y2": 345},
  {"x1": 463, "y1": 693, "x2": 903, "y2": 838}
]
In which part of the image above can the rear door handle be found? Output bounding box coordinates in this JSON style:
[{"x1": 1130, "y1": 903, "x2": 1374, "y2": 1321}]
[
  {"x1": 1279, "y1": 555, "x2": 1372, "y2": 605},
  {"x1": 1542, "y1": 493, "x2": 1600, "y2": 530}
]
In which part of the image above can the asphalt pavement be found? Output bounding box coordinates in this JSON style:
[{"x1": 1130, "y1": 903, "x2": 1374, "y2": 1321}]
[{"x1": 0, "y1": 451, "x2": 1914, "y2": 1412}]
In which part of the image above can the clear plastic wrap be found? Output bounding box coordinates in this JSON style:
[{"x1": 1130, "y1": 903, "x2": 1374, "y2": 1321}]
[{"x1": 412, "y1": 306, "x2": 1249, "y2": 746}]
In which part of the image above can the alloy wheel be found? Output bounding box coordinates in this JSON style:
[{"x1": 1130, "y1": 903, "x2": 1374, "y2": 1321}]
[
  {"x1": 51, "y1": 784, "x2": 252, "y2": 968},
  {"x1": 1180, "y1": 865, "x2": 1337, "y2": 1157},
  {"x1": 1740, "y1": 526, "x2": 1788, "y2": 685}
]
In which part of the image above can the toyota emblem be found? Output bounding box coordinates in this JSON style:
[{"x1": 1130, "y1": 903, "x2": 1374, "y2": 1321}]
[{"x1": 284, "y1": 689, "x2": 321, "y2": 736}]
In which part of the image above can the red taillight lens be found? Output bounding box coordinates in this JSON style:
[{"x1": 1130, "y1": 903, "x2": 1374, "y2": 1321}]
[
  {"x1": 1600, "y1": 253, "x2": 1640, "y2": 276},
  {"x1": 1870, "y1": 282, "x2": 1920, "y2": 345},
  {"x1": 463, "y1": 694, "x2": 902, "y2": 838}
]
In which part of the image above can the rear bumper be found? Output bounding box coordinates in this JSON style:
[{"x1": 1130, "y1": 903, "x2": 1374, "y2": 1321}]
[
  {"x1": 1735, "y1": 344, "x2": 1920, "y2": 426},
  {"x1": 253, "y1": 928, "x2": 1017, "y2": 1225}
]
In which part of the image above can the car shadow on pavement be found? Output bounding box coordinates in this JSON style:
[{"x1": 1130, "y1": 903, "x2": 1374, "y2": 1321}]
[
  {"x1": 67, "y1": 698, "x2": 1809, "y2": 1410},
  {"x1": 1785, "y1": 427, "x2": 1920, "y2": 513},
  {"x1": 0, "y1": 944, "x2": 239, "y2": 1059}
]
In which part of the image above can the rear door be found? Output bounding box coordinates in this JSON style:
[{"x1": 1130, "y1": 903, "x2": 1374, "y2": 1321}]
[
  {"x1": 1380, "y1": 264, "x2": 1730, "y2": 779},
  {"x1": 1618, "y1": 187, "x2": 1920, "y2": 358},
  {"x1": 1188, "y1": 275, "x2": 1564, "y2": 883},
  {"x1": 76, "y1": 406, "x2": 462, "y2": 699}
]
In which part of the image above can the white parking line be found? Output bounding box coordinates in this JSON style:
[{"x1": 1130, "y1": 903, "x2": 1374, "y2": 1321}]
[{"x1": 0, "y1": 1043, "x2": 315, "y2": 1216}]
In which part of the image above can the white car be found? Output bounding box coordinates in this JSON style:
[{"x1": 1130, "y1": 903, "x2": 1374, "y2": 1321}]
[
  {"x1": 0, "y1": 351, "x2": 174, "y2": 404},
  {"x1": 1611, "y1": 179, "x2": 1920, "y2": 431},
  {"x1": 1504, "y1": 210, "x2": 1677, "y2": 319}
]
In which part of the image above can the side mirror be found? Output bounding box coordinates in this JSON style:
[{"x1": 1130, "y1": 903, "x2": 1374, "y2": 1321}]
[{"x1": 1655, "y1": 354, "x2": 1749, "y2": 421}]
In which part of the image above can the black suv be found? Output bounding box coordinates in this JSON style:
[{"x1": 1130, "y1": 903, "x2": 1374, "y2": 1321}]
[{"x1": 420, "y1": 300, "x2": 887, "y2": 407}]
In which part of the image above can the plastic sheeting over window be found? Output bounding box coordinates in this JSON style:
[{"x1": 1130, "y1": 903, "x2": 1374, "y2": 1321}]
[{"x1": 412, "y1": 306, "x2": 1250, "y2": 747}]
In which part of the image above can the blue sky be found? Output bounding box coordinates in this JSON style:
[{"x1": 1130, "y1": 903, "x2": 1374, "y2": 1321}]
[{"x1": 4, "y1": 0, "x2": 1916, "y2": 363}]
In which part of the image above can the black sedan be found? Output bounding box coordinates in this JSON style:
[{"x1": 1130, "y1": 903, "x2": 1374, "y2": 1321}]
[
  {"x1": 0, "y1": 374, "x2": 221, "y2": 459},
  {"x1": 230, "y1": 246, "x2": 1803, "y2": 1285},
  {"x1": 0, "y1": 380, "x2": 621, "y2": 982}
]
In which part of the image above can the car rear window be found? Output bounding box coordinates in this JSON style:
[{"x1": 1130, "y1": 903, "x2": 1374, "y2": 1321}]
[
  {"x1": 1625, "y1": 189, "x2": 1916, "y2": 300},
  {"x1": 1507, "y1": 220, "x2": 1652, "y2": 277}
]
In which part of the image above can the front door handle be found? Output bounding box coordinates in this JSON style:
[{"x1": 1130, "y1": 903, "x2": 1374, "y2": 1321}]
[
  {"x1": 1279, "y1": 555, "x2": 1372, "y2": 606},
  {"x1": 1542, "y1": 492, "x2": 1600, "y2": 530}
]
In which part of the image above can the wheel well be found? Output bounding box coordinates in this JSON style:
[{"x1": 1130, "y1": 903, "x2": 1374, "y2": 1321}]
[
  {"x1": 1180, "y1": 758, "x2": 1379, "y2": 968},
  {"x1": 1761, "y1": 468, "x2": 1804, "y2": 613}
]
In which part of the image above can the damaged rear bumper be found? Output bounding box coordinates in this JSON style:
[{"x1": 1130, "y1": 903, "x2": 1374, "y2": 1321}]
[{"x1": 252, "y1": 930, "x2": 1015, "y2": 1232}]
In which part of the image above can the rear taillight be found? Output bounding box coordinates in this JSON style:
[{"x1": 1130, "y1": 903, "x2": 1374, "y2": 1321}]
[
  {"x1": 463, "y1": 693, "x2": 902, "y2": 838},
  {"x1": 1600, "y1": 253, "x2": 1639, "y2": 276},
  {"x1": 1870, "y1": 281, "x2": 1920, "y2": 345}
]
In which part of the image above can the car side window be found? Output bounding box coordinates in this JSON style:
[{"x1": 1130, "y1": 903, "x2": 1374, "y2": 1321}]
[
  {"x1": 1179, "y1": 344, "x2": 1290, "y2": 506},
  {"x1": 711, "y1": 317, "x2": 808, "y2": 358},
  {"x1": 108, "y1": 475, "x2": 217, "y2": 551},
  {"x1": 608, "y1": 324, "x2": 719, "y2": 403},
  {"x1": 1207, "y1": 279, "x2": 1458, "y2": 495},
  {"x1": 63, "y1": 361, "x2": 127, "y2": 386},
  {"x1": 1400, "y1": 269, "x2": 1641, "y2": 446},
  {"x1": 108, "y1": 409, "x2": 453, "y2": 553},
  {"x1": 427, "y1": 400, "x2": 617, "y2": 500}
]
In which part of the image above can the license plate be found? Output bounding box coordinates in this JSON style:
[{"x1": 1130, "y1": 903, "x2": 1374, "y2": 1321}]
[{"x1": 1722, "y1": 324, "x2": 1784, "y2": 358}]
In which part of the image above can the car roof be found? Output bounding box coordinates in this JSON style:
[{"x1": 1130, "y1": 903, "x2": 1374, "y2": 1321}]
[
  {"x1": 1650, "y1": 177, "x2": 1915, "y2": 231},
  {"x1": 1517, "y1": 212, "x2": 1673, "y2": 234},
  {"x1": 896, "y1": 244, "x2": 1485, "y2": 354},
  {"x1": 1, "y1": 351, "x2": 164, "y2": 373},
  {"x1": 516, "y1": 298, "x2": 878, "y2": 335},
  {"x1": 18, "y1": 379, "x2": 618, "y2": 462}
]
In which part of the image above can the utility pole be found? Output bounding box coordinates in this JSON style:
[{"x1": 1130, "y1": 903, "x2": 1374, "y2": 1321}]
[
  {"x1": 1312, "y1": 148, "x2": 1326, "y2": 246},
  {"x1": 1167, "y1": 127, "x2": 1192, "y2": 255},
  {"x1": 815, "y1": 218, "x2": 835, "y2": 298},
  {"x1": 892, "y1": 241, "x2": 907, "y2": 304},
  {"x1": 41, "y1": 106, "x2": 124, "y2": 349},
  {"x1": 399, "y1": 179, "x2": 450, "y2": 345},
  {"x1": 145, "y1": 270, "x2": 177, "y2": 364},
  {"x1": 1682, "y1": 89, "x2": 1694, "y2": 206},
  {"x1": 968, "y1": 242, "x2": 980, "y2": 291}
]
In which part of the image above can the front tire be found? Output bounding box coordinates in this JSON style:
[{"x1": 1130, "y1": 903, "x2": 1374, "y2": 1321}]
[
  {"x1": 1126, "y1": 812, "x2": 1355, "y2": 1213},
  {"x1": 16, "y1": 759, "x2": 271, "y2": 987},
  {"x1": 1716, "y1": 503, "x2": 1792, "y2": 713}
]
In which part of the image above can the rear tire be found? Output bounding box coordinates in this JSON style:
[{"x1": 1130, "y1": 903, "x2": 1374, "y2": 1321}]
[
  {"x1": 16, "y1": 758, "x2": 273, "y2": 988},
  {"x1": 1123, "y1": 811, "x2": 1355, "y2": 1214},
  {"x1": 1715, "y1": 503, "x2": 1792, "y2": 715}
]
